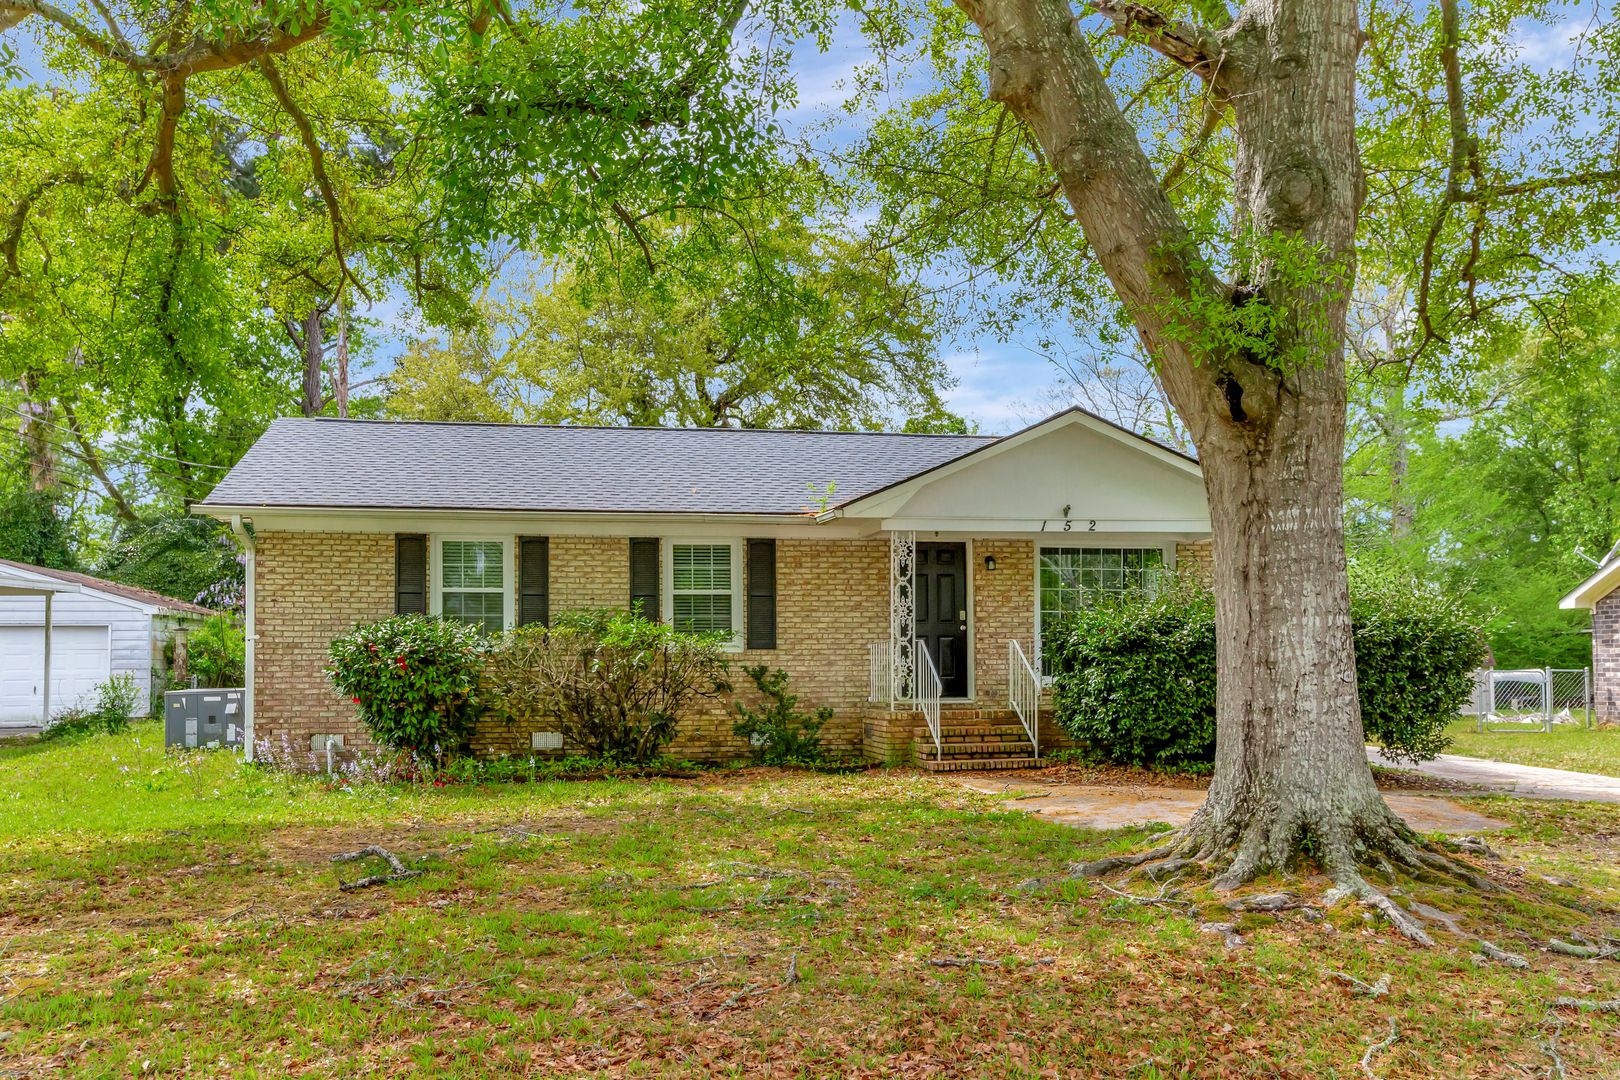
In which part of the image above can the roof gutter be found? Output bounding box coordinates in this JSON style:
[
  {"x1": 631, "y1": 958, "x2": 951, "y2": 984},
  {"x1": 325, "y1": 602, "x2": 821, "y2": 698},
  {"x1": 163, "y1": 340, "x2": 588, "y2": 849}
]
[{"x1": 229, "y1": 515, "x2": 257, "y2": 764}]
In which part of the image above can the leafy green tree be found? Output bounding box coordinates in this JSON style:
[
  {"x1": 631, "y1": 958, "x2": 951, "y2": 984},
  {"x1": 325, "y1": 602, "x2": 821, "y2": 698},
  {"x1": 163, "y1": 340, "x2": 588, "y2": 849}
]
[
  {"x1": 0, "y1": 487, "x2": 76, "y2": 568},
  {"x1": 390, "y1": 204, "x2": 955, "y2": 430},
  {"x1": 96, "y1": 513, "x2": 245, "y2": 609}
]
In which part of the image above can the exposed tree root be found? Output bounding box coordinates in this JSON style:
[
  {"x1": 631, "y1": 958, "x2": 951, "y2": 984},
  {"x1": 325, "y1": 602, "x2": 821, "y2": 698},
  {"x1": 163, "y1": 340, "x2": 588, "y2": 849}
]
[
  {"x1": 1554, "y1": 996, "x2": 1620, "y2": 1013},
  {"x1": 332, "y1": 844, "x2": 421, "y2": 892},
  {"x1": 1068, "y1": 794, "x2": 1496, "y2": 945},
  {"x1": 1330, "y1": 971, "x2": 1391, "y2": 998},
  {"x1": 1359, "y1": 1018, "x2": 1398, "y2": 1079}
]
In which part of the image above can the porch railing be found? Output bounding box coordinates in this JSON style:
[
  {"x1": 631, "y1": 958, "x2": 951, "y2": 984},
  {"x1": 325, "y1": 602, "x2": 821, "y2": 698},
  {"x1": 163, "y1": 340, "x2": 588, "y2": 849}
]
[
  {"x1": 1008, "y1": 639, "x2": 1040, "y2": 760},
  {"x1": 914, "y1": 639, "x2": 942, "y2": 760},
  {"x1": 868, "y1": 641, "x2": 893, "y2": 704}
]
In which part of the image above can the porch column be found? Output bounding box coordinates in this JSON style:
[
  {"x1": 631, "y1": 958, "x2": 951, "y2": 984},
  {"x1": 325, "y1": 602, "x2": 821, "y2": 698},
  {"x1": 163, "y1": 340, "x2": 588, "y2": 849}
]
[{"x1": 42, "y1": 591, "x2": 52, "y2": 726}]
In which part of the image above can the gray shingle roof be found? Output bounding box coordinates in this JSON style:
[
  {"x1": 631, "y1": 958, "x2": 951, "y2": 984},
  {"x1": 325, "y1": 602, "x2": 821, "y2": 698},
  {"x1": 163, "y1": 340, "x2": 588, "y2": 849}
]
[{"x1": 197, "y1": 418, "x2": 998, "y2": 516}]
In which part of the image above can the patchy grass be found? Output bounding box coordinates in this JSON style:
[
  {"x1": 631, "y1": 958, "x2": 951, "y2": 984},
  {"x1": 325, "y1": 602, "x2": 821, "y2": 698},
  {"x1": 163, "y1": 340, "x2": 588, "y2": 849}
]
[
  {"x1": 2, "y1": 723, "x2": 1618, "y2": 1077},
  {"x1": 1444, "y1": 718, "x2": 1620, "y2": 777}
]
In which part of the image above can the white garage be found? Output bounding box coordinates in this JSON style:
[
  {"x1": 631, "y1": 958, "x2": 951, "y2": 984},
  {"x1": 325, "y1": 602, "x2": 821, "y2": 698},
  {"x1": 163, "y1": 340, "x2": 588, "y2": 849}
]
[{"x1": 0, "y1": 559, "x2": 214, "y2": 728}]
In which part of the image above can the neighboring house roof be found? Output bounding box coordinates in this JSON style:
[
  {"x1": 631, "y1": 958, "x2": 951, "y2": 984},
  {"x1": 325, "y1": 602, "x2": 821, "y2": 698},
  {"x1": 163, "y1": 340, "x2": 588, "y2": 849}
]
[
  {"x1": 0, "y1": 559, "x2": 215, "y2": 616},
  {"x1": 1560, "y1": 550, "x2": 1620, "y2": 610},
  {"x1": 197, "y1": 417, "x2": 1001, "y2": 516}
]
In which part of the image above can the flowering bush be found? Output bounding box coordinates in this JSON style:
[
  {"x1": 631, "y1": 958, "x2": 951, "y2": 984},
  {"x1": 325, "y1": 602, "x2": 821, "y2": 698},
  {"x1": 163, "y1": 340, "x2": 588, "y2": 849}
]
[{"x1": 327, "y1": 615, "x2": 485, "y2": 762}]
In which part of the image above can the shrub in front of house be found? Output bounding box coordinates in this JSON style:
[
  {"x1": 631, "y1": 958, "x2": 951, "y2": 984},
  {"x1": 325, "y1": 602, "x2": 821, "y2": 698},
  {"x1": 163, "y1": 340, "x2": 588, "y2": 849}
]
[
  {"x1": 44, "y1": 673, "x2": 142, "y2": 740},
  {"x1": 327, "y1": 615, "x2": 485, "y2": 762},
  {"x1": 480, "y1": 610, "x2": 731, "y2": 764},
  {"x1": 1048, "y1": 561, "x2": 1489, "y2": 768},
  {"x1": 731, "y1": 664, "x2": 831, "y2": 766},
  {"x1": 187, "y1": 614, "x2": 245, "y2": 687}
]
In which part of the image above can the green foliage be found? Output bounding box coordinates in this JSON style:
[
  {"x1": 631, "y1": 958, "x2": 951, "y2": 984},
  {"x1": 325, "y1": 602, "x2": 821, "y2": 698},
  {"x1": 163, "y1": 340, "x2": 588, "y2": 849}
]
[
  {"x1": 187, "y1": 616, "x2": 246, "y2": 688},
  {"x1": 96, "y1": 514, "x2": 244, "y2": 609},
  {"x1": 731, "y1": 665, "x2": 830, "y2": 766},
  {"x1": 1347, "y1": 286, "x2": 1620, "y2": 668},
  {"x1": 480, "y1": 611, "x2": 731, "y2": 764},
  {"x1": 1348, "y1": 560, "x2": 1492, "y2": 763},
  {"x1": 1049, "y1": 565, "x2": 1488, "y2": 767},
  {"x1": 44, "y1": 673, "x2": 140, "y2": 740},
  {"x1": 387, "y1": 191, "x2": 954, "y2": 431},
  {"x1": 327, "y1": 616, "x2": 485, "y2": 761},
  {"x1": 1048, "y1": 579, "x2": 1218, "y2": 768},
  {"x1": 0, "y1": 488, "x2": 76, "y2": 569}
]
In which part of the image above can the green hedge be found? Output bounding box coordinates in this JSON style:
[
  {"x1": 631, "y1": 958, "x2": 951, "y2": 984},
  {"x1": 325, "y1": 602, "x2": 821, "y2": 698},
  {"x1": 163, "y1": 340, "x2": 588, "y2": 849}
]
[{"x1": 1048, "y1": 561, "x2": 1488, "y2": 767}]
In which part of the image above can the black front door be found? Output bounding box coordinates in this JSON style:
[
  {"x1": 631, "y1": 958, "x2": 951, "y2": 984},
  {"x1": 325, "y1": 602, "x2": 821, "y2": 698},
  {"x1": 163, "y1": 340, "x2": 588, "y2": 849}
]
[{"x1": 915, "y1": 542, "x2": 969, "y2": 697}]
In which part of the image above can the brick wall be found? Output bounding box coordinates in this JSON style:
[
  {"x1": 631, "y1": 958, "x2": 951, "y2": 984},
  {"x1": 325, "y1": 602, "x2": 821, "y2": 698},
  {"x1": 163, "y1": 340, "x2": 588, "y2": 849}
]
[
  {"x1": 972, "y1": 539, "x2": 1036, "y2": 703},
  {"x1": 668, "y1": 538, "x2": 888, "y2": 761},
  {"x1": 1175, "y1": 539, "x2": 1213, "y2": 586},
  {"x1": 254, "y1": 532, "x2": 394, "y2": 756},
  {"x1": 1596, "y1": 592, "x2": 1619, "y2": 725},
  {"x1": 551, "y1": 535, "x2": 629, "y2": 612}
]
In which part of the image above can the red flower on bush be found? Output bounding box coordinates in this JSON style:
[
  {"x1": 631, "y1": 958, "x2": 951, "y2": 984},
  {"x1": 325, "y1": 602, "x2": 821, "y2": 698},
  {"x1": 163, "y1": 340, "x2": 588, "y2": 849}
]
[{"x1": 352, "y1": 697, "x2": 361, "y2": 704}]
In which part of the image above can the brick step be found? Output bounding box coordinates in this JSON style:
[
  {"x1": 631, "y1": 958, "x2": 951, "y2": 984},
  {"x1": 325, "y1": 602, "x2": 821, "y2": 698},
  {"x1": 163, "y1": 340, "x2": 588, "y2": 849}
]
[
  {"x1": 915, "y1": 723, "x2": 1031, "y2": 739},
  {"x1": 937, "y1": 708, "x2": 1022, "y2": 721},
  {"x1": 922, "y1": 737, "x2": 1035, "y2": 754},
  {"x1": 920, "y1": 756, "x2": 1038, "y2": 773}
]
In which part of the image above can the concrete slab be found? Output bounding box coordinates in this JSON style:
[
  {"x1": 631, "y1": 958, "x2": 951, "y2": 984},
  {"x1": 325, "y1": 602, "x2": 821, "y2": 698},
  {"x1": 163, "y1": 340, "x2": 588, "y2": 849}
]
[
  {"x1": 952, "y1": 776, "x2": 1509, "y2": 834},
  {"x1": 1367, "y1": 748, "x2": 1620, "y2": 803}
]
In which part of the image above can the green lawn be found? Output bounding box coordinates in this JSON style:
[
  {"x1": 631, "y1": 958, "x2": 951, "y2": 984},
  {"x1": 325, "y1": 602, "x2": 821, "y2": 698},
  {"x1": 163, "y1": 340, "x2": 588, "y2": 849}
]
[
  {"x1": 2, "y1": 723, "x2": 1618, "y2": 1077},
  {"x1": 1444, "y1": 718, "x2": 1620, "y2": 777}
]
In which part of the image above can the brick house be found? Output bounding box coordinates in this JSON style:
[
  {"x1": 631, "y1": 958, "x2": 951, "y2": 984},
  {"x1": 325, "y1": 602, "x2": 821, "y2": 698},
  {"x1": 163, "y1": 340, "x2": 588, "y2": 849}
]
[
  {"x1": 1560, "y1": 545, "x2": 1620, "y2": 725},
  {"x1": 196, "y1": 408, "x2": 1212, "y2": 768}
]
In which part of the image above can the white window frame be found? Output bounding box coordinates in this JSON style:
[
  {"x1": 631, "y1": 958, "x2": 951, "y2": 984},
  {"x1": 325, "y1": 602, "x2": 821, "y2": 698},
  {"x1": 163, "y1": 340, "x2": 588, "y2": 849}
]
[
  {"x1": 662, "y1": 538, "x2": 744, "y2": 651},
  {"x1": 430, "y1": 535, "x2": 514, "y2": 633},
  {"x1": 1033, "y1": 542, "x2": 1173, "y2": 680}
]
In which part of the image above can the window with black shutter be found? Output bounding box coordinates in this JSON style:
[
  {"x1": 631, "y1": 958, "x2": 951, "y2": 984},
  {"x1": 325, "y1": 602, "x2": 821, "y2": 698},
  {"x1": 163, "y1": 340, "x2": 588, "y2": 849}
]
[
  {"x1": 395, "y1": 534, "x2": 427, "y2": 614},
  {"x1": 746, "y1": 539, "x2": 777, "y2": 650},
  {"x1": 629, "y1": 537, "x2": 660, "y2": 620},
  {"x1": 517, "y1": 537, "x2": 550, "y2": 627}
]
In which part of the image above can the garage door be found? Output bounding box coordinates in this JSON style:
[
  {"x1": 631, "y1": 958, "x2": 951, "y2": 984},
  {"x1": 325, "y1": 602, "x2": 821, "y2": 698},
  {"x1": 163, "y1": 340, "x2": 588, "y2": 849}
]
[{"x1": 0, "y1": 625, "x2": 111, "y2": 724}]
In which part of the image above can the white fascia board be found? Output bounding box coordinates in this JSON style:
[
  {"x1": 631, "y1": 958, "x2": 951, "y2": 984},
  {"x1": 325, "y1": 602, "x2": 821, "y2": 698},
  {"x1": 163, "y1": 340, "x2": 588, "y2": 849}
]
[
  {"x1": 877, "y1": 517, "x2": 1212, "y2": 535},
  {"x1": 1560, "y1": 558, "x2": 1620, "y2": 609},
  {"x1": 193, "y1": 505, "x2": 876, "y2": 539}
]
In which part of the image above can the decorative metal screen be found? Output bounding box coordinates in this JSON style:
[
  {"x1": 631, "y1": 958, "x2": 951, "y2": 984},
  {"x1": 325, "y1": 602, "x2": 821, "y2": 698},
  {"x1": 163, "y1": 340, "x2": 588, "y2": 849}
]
[{"x1": 889, "y1": 531, "x2": 916, "y2": 705}]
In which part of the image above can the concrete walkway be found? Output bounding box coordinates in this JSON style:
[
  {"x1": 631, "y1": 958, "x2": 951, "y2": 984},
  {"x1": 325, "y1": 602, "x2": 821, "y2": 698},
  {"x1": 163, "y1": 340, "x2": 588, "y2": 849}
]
[
  {"x1": 1367, "y1": 747, "x2": 1620, "y2": 803},
  {"x1": 952, "y1": 776, "x2": 1509, "y2": 834}
]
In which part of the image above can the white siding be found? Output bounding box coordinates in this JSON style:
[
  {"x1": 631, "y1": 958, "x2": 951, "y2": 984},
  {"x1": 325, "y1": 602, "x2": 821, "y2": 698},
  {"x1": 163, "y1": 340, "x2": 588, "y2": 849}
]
[{"x1": 0, "y1": 588, "x2": 156, "y2": 720}]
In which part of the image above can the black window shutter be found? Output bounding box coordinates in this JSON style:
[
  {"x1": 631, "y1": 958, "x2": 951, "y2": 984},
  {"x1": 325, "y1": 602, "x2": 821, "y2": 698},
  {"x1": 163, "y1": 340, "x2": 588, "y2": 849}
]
[
  {"x1": 518, "y1": 537, "x2": 550, "y2": 627},
  {"x1": 395, "y1": 535, "x2": 427, "y2": 615},
  {"x1": 629, "y1": 538, "x2": 660, "y2": 620},
  {"x1": 746, "y1": 539, "x2": 777, "y2": 650}
]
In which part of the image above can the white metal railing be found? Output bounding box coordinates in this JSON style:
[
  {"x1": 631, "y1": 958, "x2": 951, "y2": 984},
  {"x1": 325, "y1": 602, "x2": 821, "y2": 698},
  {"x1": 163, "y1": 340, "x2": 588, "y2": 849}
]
[
  {"x1": 1008, "y1": 639, "x2": 1041, "y2": 760},
  {"x1": 914, "y1": 638, "x2": 942, "y2": 760},
  {"x1": 868, "y1": 641, "x2": 894, "y2": 704}
]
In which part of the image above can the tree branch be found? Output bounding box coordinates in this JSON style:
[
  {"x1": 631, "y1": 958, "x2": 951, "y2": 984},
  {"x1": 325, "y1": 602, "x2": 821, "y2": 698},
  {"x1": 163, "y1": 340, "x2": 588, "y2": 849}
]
[
  {"x1": 58, "y1": 399, "x2": 140, "y2": 522},
  {"x1": 257, "y1": 54, "x2": 372, "y2": 301},
  {"x1": 1, "y1": 172, "x2": 86, "y2": 288},
  {"x1": 1089, "y1": 2, "x2": 1227, "y2": 85}
]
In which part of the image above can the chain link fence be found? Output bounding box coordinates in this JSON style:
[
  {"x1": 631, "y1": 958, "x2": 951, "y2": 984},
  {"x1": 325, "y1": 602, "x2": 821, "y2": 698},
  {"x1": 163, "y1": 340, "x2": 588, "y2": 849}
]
[{"x1": 1463, "y1": 668, "x2": 1592, "y2": 732}]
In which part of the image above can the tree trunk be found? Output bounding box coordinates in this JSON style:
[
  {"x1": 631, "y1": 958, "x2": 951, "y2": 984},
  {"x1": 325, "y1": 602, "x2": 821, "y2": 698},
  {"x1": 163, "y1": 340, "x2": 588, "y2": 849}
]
[
  {"x1": 17, "y1": 370, "x2": 57, "y2": 494},
  {"x1": 1188, "y1": 376, "x2": 1415, "y2": 888},
  {"x1": 956, "y1": 0, "x2": 1482, "y2": 910},
  {"x1": 331, "y1": 290, "x2": 351, "y2": 418},
  {"x1": 300, "y1": 306, "x2": 323, "y2": 417}
]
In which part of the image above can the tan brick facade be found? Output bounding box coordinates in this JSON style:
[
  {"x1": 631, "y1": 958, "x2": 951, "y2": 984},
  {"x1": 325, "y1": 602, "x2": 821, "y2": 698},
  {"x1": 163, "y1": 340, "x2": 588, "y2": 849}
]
[
  {"x1": 254, "y1": 532, "x2": 395, "y2": 756},
  {"x1": 251, "y1": 529, "x2": 1201, "y2": 765},
  {"x1": 1596, "y1": 592, "x2": 1619, "y2": 725},
  {"x1": 971, "y1": 539, "x2": 1036, "y2": 703},
  {"x1": 1175, "y1": 539, "x2": 1213, "y2": 586}
]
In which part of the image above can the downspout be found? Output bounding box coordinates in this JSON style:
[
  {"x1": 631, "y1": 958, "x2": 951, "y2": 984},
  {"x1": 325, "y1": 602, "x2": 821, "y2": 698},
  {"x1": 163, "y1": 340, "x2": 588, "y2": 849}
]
[{"x1": 229, "y1": 515, "x2": 256, "y2": 763}]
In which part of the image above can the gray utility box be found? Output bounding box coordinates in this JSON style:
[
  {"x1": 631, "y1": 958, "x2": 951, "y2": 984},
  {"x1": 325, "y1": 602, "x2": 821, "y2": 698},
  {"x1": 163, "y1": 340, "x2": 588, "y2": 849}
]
[{"x1": 164, "y1": 688, "x2": 245, "y2": 749}]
